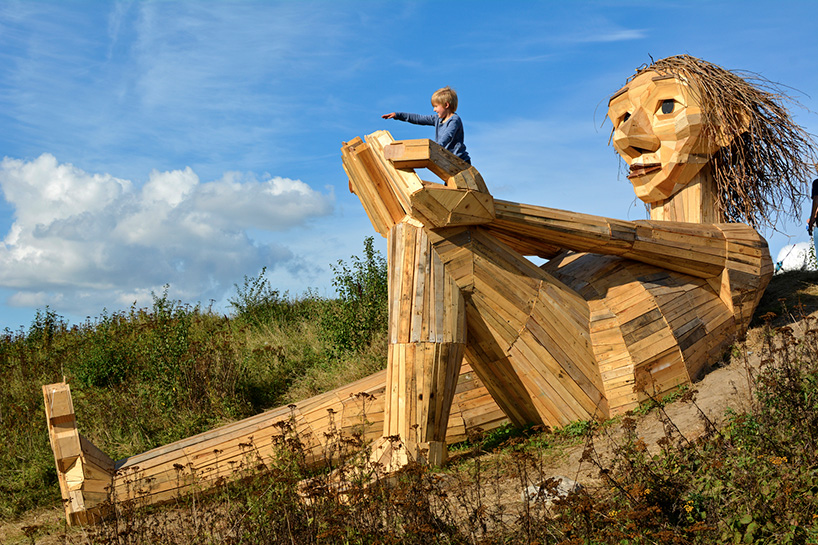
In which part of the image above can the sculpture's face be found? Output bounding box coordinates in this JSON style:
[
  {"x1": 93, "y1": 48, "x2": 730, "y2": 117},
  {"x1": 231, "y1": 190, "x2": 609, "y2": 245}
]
[{"x1": 608, "y1": 71, "x2": 721, "y2": 203}]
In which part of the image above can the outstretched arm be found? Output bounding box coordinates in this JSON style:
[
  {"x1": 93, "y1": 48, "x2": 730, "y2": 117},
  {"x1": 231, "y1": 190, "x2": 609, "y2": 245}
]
[
  {"x1": 485, "y1": 200, "x2": 769, "y2": 281},
  {"x1": 386, "y1": 112, "x2": 437, "y2": 126}
]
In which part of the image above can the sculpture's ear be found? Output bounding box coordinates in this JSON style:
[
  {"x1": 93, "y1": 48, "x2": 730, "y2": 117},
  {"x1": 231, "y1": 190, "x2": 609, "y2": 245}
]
[
  {"x1": 384, "y1": 139, "x2": 490, "y2": 194},
  {"x1": 709, "y1": 109, "x2": 752, "y2": 150}
]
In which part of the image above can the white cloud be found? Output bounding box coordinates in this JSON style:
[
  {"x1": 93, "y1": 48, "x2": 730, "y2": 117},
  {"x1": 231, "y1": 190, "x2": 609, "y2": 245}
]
[
  {"x1": 571, "y1": 29, "x2": 647, "y2": 43},
  {"x1": 0, "y1": 155, "x2": 333, "y2": 317},
  {"x1": 7, "y1": 290, "x2": 57, "y2": 308},
  {"x1": 142, "y1": 166, "x2": 197, "y2": 206},
  {"x1": 191, "y1": 171, "x2": 335, "y2": 231},
  {"x1": 1, "y1": 154, "x2": 131, "y2": 227}
]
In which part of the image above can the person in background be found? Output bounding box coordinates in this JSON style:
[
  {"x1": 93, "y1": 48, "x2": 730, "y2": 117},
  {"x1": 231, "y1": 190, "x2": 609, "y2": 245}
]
[{"x1": 807, "y1": 169, "x2": 818, "y2": 248}]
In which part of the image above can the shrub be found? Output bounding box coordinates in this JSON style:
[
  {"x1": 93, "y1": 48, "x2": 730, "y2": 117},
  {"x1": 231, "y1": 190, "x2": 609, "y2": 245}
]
[
  {"x1": 321, "y1": 237, "x2": 388, "y2": 355},
  {"x1": 229, "y1": 267, "x2": 321, "y2": 327}
]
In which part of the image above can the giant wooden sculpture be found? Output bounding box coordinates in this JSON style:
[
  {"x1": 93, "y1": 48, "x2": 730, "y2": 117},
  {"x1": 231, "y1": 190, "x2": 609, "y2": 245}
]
[
  {"x1": 344, "y1": 55, "x2": 815, "y2": 467},
  {"x1": 43, "y1": 55, "x2": 816, "y2": 524}
]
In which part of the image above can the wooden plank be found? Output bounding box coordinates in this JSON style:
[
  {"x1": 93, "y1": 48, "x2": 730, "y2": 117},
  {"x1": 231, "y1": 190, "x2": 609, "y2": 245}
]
[
  {"x1": 628, "y1": 327, "x2": 680, "y2": 367},
  {"x1": 410, "y1": 226, "x2": 429, "y2": 343},
  {"x1": 410, "y1": 186, "x2": 459, "y2": 227},
  {"x1": 449, "y1": 166, "x2": 490, "y2": 193},
  {"x1": 80, "y1": 435, "x2": 115, "y2": 473},
  {"x1": 483, "y1": 224, "x2": 562, "y2": 258},
  {"x1": 398, "y1": 223, "x2": 416, "y2": 343},
  {"x1": 366, "y1": 131, "x2": 424, "y2": 203},
  {"x1": 343, "y1": 142, "x2": 395, "y2": 235},
  {"x1": 468, "y1": 291, "x2": 524, "y2": 350},
  {"x1": 388, "y1": 226, "x2": 401, "y2": 343},
  {"x1": 523, "y1": 306, "x2": 603, "y2": 407},
  {"x1": 449, "y1": 191, "x2": 495, "y2": 224},
  {"x1": 463, "y1": 344, "x2": 540, "y2": 427},
  {"x1": 470, "y1": 228, "x2": 548, "y2": 288},
  {"x1": 385, "y1": 139, "x2": 458, "y2": 180}
]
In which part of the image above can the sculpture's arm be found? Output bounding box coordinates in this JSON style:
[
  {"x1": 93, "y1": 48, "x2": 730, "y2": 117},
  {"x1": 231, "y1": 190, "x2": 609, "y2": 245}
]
[
  {"x1": 344, "y1": 132, "x2": 767, "y2": 283},
  {"x1": 376, "y1": 136, "x2": 764, "y2": 281},
  {"x1": 485, "y1": 200, "x2": 769, "y2": 281}
]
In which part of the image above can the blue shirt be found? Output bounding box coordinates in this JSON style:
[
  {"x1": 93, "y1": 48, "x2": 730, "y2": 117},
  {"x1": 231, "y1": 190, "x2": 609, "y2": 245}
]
[{"x1": 393, "y1": 112, "x2": 470, "y2": 164}]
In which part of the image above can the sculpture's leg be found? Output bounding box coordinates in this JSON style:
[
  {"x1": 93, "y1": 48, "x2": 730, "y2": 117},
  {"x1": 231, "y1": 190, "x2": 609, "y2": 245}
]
[
  {"x1": 428, "y1": 226, "x2": 608, "y2": 429},
  {"x1": 378, "y1": 220, "x2": 465, "y2": 467},
  {"x1": 43, "y1": 382, "x2": 115, "y2": 525}
]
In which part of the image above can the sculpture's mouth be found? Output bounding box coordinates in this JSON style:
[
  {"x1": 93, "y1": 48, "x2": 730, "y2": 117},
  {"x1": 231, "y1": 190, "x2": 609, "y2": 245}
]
[{"x1": 628, "y1": 163, "x2": 662, "y2": 179}]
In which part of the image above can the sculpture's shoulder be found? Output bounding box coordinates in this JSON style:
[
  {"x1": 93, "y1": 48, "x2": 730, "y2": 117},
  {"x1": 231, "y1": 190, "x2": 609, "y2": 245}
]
[
  {"x1": 712, "y1": 223, "x2": 772, "y2": 328},
  {"x1": 715, "y1": 223, "x2": 773, "y2": 280}
]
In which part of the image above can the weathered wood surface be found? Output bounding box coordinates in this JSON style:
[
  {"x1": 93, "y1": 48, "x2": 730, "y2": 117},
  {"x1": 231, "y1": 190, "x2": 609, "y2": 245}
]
[
  {"x1": 43, "y1": 383, "x2": 115, "y2": 525},
  {"x1": 384, "y1": 221, "x2": 466, "y2": 465}
]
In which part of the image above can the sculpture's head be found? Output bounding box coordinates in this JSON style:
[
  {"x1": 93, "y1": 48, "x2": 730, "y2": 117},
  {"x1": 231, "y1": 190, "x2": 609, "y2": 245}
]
[
  {"x1": 607, "y1": 55, "x2": 816, "y2": 227},
  {"x1": 608, "y1": 70, "x2": 726, "y2": 203}
]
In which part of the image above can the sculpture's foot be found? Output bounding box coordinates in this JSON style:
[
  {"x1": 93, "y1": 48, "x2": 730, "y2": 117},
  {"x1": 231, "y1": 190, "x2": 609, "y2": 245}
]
[
  {"x1": 369, "y1": 436, "x2": 447, "y2": 471},
  {"x1": 298, "y1": 436, "x2": 449, "y2": 505}
]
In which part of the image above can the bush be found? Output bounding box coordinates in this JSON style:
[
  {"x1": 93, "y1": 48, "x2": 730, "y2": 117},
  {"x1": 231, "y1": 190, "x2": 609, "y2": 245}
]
[
  {"x1": 229, "y1": 267, "x2": 321, "y2": 327},
  {"x1": 321, "y1": 236, "x2": 388, "y2": 354}
]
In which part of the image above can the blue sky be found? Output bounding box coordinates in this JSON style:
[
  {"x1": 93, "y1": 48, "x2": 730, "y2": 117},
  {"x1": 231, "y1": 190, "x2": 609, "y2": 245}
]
[{"x1": 0, "y1": 1, "x2": 816, "y2": 330}]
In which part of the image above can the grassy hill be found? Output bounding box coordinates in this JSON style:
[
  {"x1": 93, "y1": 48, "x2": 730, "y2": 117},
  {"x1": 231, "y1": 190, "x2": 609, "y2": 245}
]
[
  {"x1": 1, "y1": 238, "x2": 388, "y2": 519},
  {"x1": 5, "y1": 248, "x2": 818, "y2": 544}
]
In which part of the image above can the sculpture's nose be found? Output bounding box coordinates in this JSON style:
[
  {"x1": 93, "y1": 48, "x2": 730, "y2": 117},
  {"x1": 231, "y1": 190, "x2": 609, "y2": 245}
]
[{"x1": 613, "y1": 110, "x2": 660, "y2": 160}]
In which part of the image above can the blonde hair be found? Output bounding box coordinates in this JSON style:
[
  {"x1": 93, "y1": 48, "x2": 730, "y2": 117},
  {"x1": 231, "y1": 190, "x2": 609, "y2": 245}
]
[{"x1": 431, "y1": 86, "x2": 458, "y2": 112}]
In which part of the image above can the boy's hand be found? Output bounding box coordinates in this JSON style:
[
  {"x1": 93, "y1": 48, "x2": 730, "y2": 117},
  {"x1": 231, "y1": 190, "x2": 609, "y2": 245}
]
[{"x1": 381, "y1": 112, "x2": 396, "y2": 119}]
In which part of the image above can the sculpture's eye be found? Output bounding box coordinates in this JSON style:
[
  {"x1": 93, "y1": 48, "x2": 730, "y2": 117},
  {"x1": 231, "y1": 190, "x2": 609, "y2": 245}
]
[
  {"x1": 621, "y1": 112, "x2": 631, "y2": 124},
  {"x1": 660, "y1": 99, "x2": 675, "y2": 114}
]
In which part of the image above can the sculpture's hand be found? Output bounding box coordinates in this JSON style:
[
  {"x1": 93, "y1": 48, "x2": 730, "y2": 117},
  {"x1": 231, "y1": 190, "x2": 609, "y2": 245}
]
[
  {"x1": 409, "y1": 184, "x2": 495, "y2": 228},
  {"x1": 384, "y1": 139, "x2": 488, "y2": 192},
  {"x1": 384, "y1": 139, "x2": 495, "y2": 228}
]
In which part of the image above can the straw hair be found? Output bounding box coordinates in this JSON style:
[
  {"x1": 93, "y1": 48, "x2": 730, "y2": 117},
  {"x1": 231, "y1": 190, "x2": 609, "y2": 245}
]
[{"x1": 623, "y1": 54, "x2": 817, "y2": 228}]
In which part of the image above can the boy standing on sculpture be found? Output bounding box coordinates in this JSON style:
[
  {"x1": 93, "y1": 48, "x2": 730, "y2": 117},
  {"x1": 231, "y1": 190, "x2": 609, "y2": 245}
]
[{"x1": 382, "y1": 86, "x2": 470, "y2": 164}]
